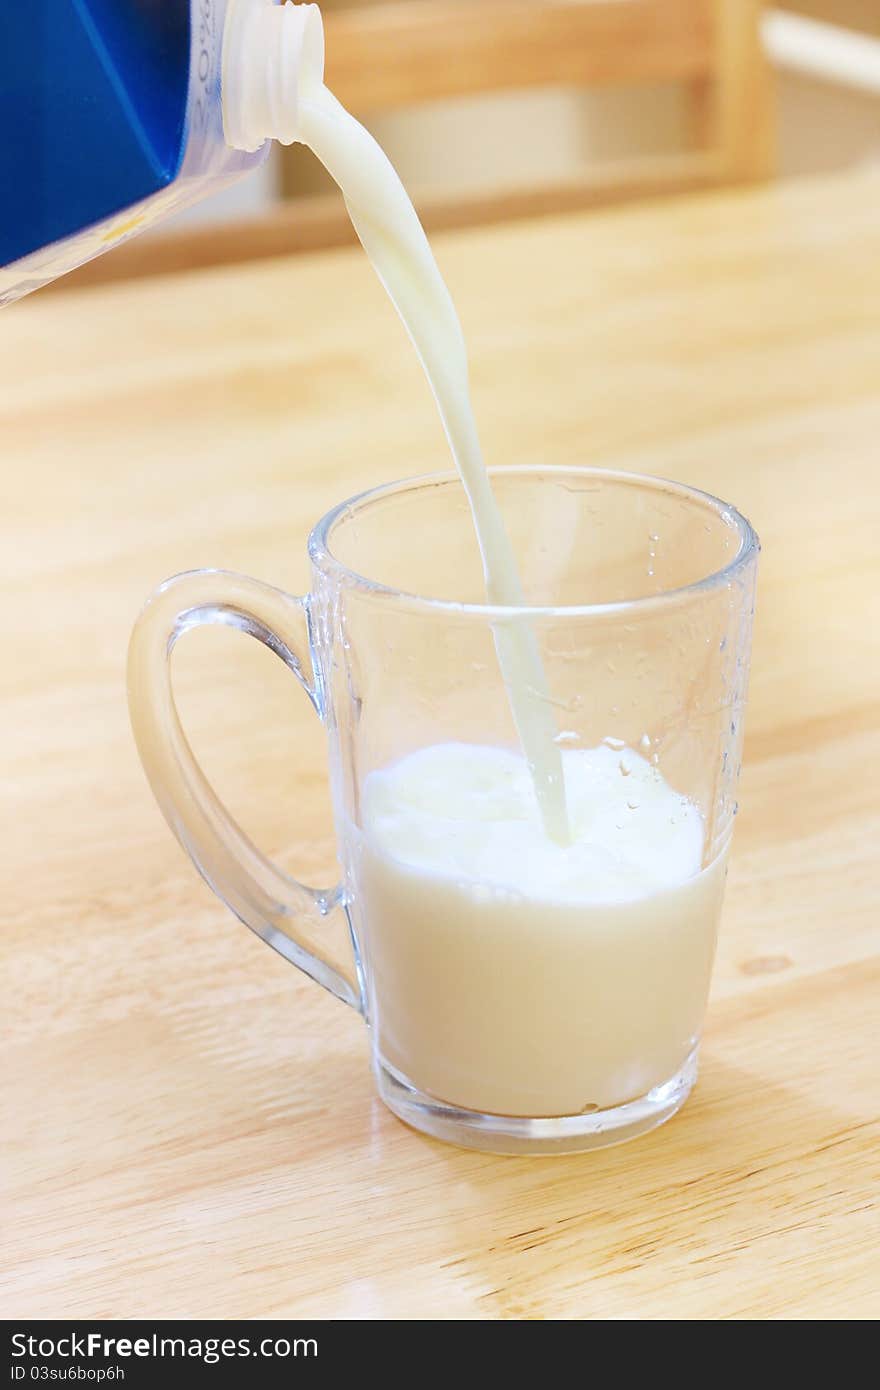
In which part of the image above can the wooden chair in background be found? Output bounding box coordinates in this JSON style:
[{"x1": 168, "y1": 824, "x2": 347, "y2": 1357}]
[
  {"x1": 66, "y1": 0, "x2": 773, "y2": 287},
  {"x1": 307, "y1": 0, "x2": 773, "y2": 218}
]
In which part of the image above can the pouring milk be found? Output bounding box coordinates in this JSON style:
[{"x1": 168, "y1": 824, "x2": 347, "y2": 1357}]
[
  {"x1": 296, "y1": 86, "x2": 571, "y2": 843},
  {"x1": 228, "y1": 2, "x2": 722, "y2": 1117}
]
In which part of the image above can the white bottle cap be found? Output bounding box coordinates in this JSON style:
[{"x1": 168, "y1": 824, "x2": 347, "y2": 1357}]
[{"x1": 222, "y1": 0, "x2": 325, "y2": 152}]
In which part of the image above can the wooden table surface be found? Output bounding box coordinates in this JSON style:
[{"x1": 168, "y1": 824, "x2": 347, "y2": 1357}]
[{"x1": 3, "y1": 171, "x2": 879, "y2": 1321}]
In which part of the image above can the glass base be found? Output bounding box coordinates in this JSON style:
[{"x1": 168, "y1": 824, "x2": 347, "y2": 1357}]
[{"x1": 376, "y1": 1047, "x2": 699, "y2": 1155}]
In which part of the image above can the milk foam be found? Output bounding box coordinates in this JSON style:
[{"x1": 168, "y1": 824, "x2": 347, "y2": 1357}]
[{"x1": 362, "y1": 741, "x2": 704, "y2": 905}]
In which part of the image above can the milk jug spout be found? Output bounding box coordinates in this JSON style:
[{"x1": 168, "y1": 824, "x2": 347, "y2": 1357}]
[{"x1": 223, "y1": 0, "x2": 325, "y2": 151}]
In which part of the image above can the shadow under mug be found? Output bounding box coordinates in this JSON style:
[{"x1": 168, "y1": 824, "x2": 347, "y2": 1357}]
[{"x1": 128, "y1": 466, "x2": 759, "y2": 1154}]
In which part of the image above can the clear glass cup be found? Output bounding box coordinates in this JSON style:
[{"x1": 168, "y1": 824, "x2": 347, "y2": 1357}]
[{"x1": 128, "y1": 466, "x2": 758, "y2": 1154}]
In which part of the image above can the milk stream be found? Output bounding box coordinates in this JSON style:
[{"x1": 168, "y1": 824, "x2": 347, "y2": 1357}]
[{"x1": 298, "y1": 87, "x2": 569, "y2": 843}]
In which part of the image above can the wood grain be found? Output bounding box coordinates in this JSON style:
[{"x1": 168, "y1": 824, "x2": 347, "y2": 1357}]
[
  {"x1": 2, "y1": 170, "x2": 879, "y2": 1319},
  {"x1": 322, "y1": 0, "x2": 713, "y2": 112}
]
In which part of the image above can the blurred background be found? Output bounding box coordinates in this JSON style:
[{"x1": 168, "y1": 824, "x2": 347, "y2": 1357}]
[
  {"x1": 169, "y1": 0, "x2": 878, "y2": 236},
  {"x1": 74, "y1": 0, "x2": 880, "y2": 279}
]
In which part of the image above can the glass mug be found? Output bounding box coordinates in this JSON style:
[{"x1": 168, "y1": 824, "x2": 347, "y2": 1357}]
[{"x1": 128, "y1": 466, "x2": 758, "y2": 1154}]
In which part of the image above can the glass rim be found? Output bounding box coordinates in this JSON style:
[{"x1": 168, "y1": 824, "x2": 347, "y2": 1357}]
[{"x1": 308, "y1": 465, "x2": 760, "y2": 619}]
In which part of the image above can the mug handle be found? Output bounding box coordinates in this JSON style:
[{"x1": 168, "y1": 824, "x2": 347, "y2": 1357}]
[{"x1": 127, "y1": 569, "x2": 362, "y2": 1012}]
